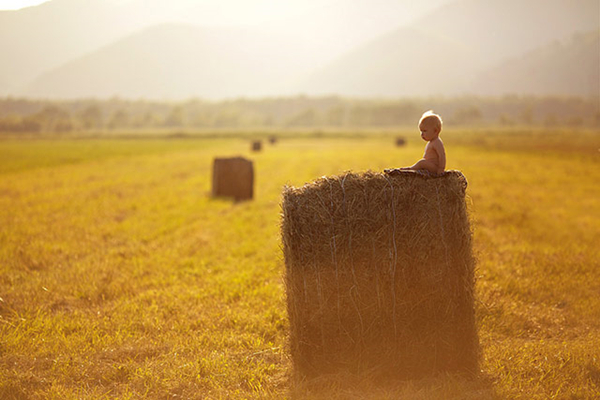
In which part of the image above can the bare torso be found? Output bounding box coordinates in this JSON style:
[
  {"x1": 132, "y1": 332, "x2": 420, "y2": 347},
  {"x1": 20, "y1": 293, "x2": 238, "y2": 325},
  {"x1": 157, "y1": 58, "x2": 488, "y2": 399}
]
[
  {"x1": 401, "y1": 136, "x2": 446, "y2": 174},
  {"x1": 423, "y1": 137, "x2": 443, "y2": 168}
]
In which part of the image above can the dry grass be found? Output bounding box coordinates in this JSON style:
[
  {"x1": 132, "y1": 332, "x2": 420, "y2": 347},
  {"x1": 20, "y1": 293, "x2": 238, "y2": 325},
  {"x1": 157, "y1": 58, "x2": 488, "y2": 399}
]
[{"x1": 0, "y1": 128, "x2": 599, "y2": 398}]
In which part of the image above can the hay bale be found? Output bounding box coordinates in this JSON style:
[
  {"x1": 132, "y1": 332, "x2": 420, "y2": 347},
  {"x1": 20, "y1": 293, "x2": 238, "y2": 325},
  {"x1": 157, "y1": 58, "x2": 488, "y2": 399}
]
[
  {"x1": 395, "y1": 137, "x2": 406, "y2": 146},
  {"x1": 268, "y1": 136, "x2": 278, "y2": 145},
  {"x1": 281, "y1": 170, "x2": 478, "y2": 380},
  {"x1": 251, "y1": 140, "x2": 262, "y2": 152},
  {"x1": 212, "y1": 157, "x2": 253, "y2": 201}
]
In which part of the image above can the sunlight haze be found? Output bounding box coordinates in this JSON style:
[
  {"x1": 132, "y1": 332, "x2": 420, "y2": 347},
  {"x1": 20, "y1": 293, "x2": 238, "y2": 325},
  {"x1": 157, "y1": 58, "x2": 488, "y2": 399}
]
[
  {"x1": 0, "y1": 0, "x2": 597, "y2": 99},
  {"x1": 0, "y1": 0, "x2": 47, "y2": 9},
  {"x1": 1, "y1": 1, "x2": 600, "y2": 398}
]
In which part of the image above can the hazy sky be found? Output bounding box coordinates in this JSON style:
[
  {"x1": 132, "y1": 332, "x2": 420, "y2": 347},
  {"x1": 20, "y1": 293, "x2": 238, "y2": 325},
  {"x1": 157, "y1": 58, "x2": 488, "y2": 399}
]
[
  {"x1": 0, "y1": 0, "x2": 429, "y2": 25},
  {"x1": 0, "y1": 0, "x2": 447, "y2": 31},
  {"x1": 0, "y1": 0, "x2": 47, "y2": 9},
  {"x1": 0, "y1": 0, "x2": 330, "y2": 16}
]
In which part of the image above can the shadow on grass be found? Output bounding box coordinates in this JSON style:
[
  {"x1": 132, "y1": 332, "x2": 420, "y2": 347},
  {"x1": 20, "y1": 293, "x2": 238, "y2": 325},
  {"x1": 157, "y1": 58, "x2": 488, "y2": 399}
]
[{"x1": 290, "y1": 371, "x2": 499, "y2": 400}]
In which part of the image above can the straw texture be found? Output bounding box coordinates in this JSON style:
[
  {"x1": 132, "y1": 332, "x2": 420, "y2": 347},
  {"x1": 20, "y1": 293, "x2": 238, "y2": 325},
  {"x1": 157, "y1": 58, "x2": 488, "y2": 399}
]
[{"x1": 281, "y1": 170, "x2": 478, "y2": 380}]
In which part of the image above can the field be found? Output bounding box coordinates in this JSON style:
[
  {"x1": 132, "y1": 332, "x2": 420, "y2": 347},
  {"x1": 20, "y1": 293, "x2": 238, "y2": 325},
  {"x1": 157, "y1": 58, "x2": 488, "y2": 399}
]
[{"x1": 1, "y1": 128, "x2": 599, "y2": 399}]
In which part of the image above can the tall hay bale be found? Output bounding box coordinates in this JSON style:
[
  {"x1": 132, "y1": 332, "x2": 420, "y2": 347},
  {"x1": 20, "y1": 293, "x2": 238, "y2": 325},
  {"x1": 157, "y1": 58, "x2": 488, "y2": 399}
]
[
  {"x1": 212, "y1": 156, "x2": 253, "y2": 201},
  {"x1": 281, "y1": 170, "x2": 478, "y2": 380},
  {"x1": 251, "y1": 140, "x2": 262, "y2": 152},
  {"x1": 395, "y1": 137, "x2": 406, "y2": 146}
]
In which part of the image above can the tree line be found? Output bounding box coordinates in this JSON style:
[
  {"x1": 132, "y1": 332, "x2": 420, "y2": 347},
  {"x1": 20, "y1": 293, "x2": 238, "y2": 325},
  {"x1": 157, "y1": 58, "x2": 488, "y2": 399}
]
[{"x1": 0, "y1": 95, "x2": 598, "y2": 133}]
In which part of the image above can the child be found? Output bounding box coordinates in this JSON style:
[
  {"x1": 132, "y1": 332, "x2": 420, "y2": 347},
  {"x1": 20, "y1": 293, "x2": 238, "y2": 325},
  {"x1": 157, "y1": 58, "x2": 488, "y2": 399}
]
[{"x1": 401, "y1": 110, "x2": 446, "y2": 174}]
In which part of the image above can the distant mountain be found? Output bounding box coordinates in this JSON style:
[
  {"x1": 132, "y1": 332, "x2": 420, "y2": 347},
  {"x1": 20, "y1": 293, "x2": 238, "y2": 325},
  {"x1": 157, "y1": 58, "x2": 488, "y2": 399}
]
[
  {"x1": 1, "y1": 0, "x2": 451, "y2": 96},
  {"x1": 19, "y1": 24, "x2": 315, "y2": 99},
  {"x1": 3, "y1": 0, "x2": 598, "y2": 99},
  {"x1": 0, "y1": 77, "x2": 7, "y2": 94},
  {"x1": 298, "y1": 0, "x2": 599, "y2": 97},
  {"x1": 297, "y1": 27, "x2": 477, "y2": 97},
  {"x1": 257, "y1": 0, "x2": 453, "y2": 67},
  {"x1": 471, "y1": 31, "x2": 600, "y2": 96},
  {"x1": 0, "y1": 0, "x2": 139, "y2": 88},
  {"x1": 414, "y1": 0, "x2": 600, "y2": 68}
]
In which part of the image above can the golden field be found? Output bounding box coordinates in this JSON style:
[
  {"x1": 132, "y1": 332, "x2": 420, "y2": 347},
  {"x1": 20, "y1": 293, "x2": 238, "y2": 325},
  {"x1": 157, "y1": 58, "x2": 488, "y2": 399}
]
[{"x1": 1, "y1": 128, "x2": 599, "y2": 399}]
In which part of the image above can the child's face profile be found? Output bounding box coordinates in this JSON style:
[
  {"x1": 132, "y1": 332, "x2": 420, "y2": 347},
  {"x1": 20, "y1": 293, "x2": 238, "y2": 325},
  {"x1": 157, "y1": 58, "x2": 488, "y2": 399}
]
[{"x1": 419, "y1": 121, "x2": 439, "y2": 141}]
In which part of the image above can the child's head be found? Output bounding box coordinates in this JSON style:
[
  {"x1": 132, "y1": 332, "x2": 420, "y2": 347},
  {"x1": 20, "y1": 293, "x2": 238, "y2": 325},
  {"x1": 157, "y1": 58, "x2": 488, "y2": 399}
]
[{"x1": 418, "y1": 110, "x2": 443, "y2": 141}]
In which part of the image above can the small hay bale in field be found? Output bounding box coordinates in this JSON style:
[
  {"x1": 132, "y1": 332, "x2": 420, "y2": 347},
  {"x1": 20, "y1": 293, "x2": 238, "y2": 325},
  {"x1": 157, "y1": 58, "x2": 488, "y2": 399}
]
[
  {"x1": 281, "y1": 170, "x2": 478, "y2": 380},
  {"x1": 251, "y1": 140, "x2": 262, "y2": 152},
  {"x1": 395, "y1": 137, "x2": 406, "y2": 146},
  {"x1": 212, "y1": 156, "x2": 253, "y2": 201},
  {"x1": 269, "y1": 136, "x2": 278, "y2": 145}
]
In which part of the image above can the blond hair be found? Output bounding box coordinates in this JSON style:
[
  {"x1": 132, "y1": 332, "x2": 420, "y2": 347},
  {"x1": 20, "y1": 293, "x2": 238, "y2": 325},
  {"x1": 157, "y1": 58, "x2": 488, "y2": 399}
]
[{"x1": 419, "y1": 110, "x2": 443, "y2": 132}]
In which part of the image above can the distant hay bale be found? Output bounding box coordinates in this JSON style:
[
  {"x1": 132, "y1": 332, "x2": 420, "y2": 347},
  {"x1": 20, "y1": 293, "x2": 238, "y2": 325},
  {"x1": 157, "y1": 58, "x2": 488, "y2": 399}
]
[
  {"x1": 281, "y1": 170, "x2": 478, "y2": 380},
  {"x1": 395, "y1": 137, "x2": 406, "y2": 146},
  {"x1": 251, "y1": 141, "x2": 262, "y2": 152},
  {"x1": 269, "y1": 136, "x2": 278, "y2": 145},
  {"x1": 212, "y1": 157, "x2": 253, "y2": 201}
]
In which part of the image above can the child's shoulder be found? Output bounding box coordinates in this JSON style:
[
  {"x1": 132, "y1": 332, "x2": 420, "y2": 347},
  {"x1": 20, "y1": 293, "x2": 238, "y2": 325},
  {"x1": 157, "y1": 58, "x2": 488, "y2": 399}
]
[{"x1": 432, "y1": 137, "x2": 445, "y2": 146}]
